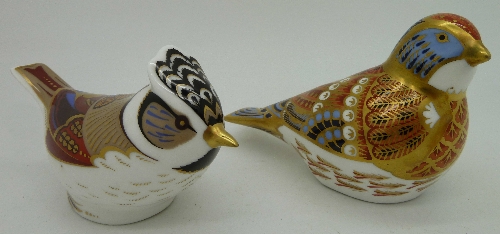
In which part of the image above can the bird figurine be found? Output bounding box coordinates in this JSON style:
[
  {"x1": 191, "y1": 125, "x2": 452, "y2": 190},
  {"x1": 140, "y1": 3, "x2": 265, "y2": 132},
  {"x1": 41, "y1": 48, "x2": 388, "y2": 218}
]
[
  {"x1": 12, "y1": 45, "x2": 238, "y2": 224},
  {"x1": 225, "y1": 13, "x2": 490, "y2": 203}
]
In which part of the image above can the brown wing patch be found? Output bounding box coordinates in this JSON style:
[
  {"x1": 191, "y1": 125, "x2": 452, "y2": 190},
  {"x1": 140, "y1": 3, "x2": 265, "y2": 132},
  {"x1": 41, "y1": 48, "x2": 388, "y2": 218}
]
[
  {"x1": 82, "y1": 94, "x2": 134, "y2": 155},
  {"x1": 46, "y1": 89, "x2": 108, "y2": 166}
]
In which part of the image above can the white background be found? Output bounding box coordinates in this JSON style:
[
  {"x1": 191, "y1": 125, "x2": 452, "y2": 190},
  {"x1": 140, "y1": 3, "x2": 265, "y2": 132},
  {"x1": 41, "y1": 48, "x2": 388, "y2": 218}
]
[{"x1": 1, "y1": 1, "x2": 499, "y2": 233}]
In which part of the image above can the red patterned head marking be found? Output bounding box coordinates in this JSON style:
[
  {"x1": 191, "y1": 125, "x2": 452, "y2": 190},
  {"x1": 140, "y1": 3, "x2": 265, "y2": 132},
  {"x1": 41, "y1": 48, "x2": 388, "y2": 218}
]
[{"x1": 430, "y1": 13, "x2": 481, "y2": 40}]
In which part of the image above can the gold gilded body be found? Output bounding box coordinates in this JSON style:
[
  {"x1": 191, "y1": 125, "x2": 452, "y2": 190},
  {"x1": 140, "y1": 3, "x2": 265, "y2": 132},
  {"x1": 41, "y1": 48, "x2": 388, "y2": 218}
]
[{"x1": 226, "y1": 13, "x2": 490, "y2": 182}]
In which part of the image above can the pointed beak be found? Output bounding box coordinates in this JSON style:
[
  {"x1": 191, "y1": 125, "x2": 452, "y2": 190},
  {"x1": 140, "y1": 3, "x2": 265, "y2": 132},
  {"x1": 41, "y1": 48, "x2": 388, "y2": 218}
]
[
  {"x1": 465, "y1": 40, "x2": 491, "y2": 67},
  {"x1": 203, "y1": 123, "x2": 239, "y2": 148}
]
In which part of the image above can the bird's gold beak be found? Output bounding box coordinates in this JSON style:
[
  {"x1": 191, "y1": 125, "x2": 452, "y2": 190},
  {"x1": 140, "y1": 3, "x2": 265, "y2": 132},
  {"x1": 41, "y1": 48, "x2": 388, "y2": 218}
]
[
  {"x1": 465, "y1": 40, "x2": 491, "y2": 67},
  {"x1": 203, "y1": 123, "x2": 239, "y2": 148}
]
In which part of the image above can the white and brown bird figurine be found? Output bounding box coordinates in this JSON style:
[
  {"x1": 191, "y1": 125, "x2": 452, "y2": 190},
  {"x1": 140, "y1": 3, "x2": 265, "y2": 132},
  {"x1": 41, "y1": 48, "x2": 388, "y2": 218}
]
[
  {"x1": 225, "y1": 13, "x2": 490, "y2": 203},
  {"x1": 12, "y1": 46, "x2": 238, "y2": 224}
]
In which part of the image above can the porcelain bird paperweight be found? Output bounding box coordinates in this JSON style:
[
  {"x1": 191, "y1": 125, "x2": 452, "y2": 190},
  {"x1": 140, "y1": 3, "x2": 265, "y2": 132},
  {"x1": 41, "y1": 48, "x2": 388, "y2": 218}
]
[
  {"x1": 225, "y1": 13, "x2": 490, "y2": 203},
  {"x1": 12, "y1": 46, "x2": 238, "y2": 224}
]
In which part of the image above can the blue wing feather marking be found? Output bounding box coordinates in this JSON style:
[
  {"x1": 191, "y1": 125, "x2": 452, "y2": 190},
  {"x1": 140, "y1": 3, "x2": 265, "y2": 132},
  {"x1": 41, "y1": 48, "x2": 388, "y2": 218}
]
[
  {"x1": 164, "y1": 124, "x2": 180, "y2": 133},
  {"x1": 146, "y1": 119, "x2": 163, "y2": 129},
  {"x1": 146, "y1": 110, "x2": 167, "y2": 120},
  {"x1": 160, "y1": 109, "x2": 173, "y2": 117},
  {"x1": 144, "y1": 104, "x2": 181, "y2": 143}
]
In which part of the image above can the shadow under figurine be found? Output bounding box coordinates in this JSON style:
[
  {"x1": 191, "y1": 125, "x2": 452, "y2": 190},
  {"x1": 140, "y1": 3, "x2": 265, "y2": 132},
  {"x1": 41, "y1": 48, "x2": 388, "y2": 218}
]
[
  {"x1": 225, "y1": 13, "x2": 490, "y2": 203},
  {"x1": 12, "y1": 46, "x2": 238, "y2": 225}
]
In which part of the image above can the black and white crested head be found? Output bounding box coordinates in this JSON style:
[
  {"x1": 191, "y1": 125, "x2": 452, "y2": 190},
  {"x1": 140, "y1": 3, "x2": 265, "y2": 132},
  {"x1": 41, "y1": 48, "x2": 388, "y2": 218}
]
[{"x1": 153, "y1": 47, "x2": 223, "y2": 126}]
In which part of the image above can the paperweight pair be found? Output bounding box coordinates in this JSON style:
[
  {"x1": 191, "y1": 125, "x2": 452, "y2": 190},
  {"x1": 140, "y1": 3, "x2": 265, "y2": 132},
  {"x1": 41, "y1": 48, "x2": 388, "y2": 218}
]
[{"x1": 12, "y1": 13, "x2": 491, "y2": 225}]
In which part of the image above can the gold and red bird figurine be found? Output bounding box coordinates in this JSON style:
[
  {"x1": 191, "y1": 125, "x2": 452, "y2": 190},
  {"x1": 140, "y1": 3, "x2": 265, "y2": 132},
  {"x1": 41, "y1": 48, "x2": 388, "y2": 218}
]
[
  {"x1": 12, "y1": 46, "x2": 238, "y2": 224},
  {"x1": 225, "y1": 13, "x2": 490, "y2": 203}
]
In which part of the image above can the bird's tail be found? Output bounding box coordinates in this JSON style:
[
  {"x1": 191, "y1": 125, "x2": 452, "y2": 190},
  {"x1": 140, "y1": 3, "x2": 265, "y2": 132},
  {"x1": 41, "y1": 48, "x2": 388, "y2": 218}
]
[
  {"x1": 11, "y1": 63, "x2": 72, "y2": 110},
  {"x1": 224, "y1": 99, "x2": 289, "y2": 138}
]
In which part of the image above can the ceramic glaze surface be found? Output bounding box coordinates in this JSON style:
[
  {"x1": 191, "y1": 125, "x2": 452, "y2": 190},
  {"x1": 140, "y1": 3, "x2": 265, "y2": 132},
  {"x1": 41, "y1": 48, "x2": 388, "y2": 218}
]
[
  {"x1": 11, "y1": 46, "x2": 238, "y2": 225},
  {"x1": 225, "y1": 13, "x2": 490, "y2": 203}
]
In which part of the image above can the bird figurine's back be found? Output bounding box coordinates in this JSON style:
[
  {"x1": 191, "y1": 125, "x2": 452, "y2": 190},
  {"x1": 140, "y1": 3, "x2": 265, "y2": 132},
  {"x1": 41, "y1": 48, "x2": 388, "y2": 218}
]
[
  {"x1": 225, "y1": 13, "x2": 490, "y2": 203},
  {"x1": 12, "y1": 46, "x2": 238, "y2": 224}
]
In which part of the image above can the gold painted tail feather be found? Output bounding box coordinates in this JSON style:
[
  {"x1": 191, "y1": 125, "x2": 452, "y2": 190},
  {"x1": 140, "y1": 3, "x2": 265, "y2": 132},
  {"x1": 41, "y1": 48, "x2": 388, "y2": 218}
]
[{"x1": 11, "y1": 63, "x2": 72, "y2": 109}]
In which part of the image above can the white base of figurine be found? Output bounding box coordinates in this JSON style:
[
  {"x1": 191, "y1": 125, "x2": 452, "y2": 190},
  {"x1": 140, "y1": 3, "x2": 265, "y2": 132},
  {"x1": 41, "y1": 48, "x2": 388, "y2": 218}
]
[
  {"x1": 280, "y1": 127, "x2": 441, "y2": 203},
  {"x1": 68, "y1": 195, "x2": 175, "y2": 225}
]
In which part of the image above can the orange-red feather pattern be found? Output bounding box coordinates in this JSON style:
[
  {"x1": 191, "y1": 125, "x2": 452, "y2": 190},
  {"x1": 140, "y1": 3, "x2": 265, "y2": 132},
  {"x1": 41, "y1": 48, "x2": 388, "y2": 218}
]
[
  {"x1": 409, "y1": 98, "x2": 468, "y2": 178},
  {"x1": 365, "y1": 75, "x2": 428, "y2": 160}
]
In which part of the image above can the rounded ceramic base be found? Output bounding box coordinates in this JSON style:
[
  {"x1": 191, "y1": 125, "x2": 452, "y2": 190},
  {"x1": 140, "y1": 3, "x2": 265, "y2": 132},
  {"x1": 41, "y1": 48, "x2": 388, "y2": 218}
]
[{"x1": 68, "y1": 195, "x2": 175, "y2": 225}]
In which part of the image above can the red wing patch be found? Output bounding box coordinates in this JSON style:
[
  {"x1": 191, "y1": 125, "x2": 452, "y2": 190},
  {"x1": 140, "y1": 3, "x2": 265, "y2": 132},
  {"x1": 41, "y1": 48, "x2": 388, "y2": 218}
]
[
  {"x1": 46, "y1": 90, "x2": 108, "y2": 166},
  {"x1": 47, "y1": 117, "x2": 92, "y2": 166}
]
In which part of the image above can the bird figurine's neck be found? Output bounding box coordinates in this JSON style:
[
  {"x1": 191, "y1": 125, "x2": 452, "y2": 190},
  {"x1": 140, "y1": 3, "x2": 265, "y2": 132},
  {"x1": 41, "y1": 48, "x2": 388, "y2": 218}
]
[{"x1": 383, "y1": 59, "x2": 475, "y2": 101}]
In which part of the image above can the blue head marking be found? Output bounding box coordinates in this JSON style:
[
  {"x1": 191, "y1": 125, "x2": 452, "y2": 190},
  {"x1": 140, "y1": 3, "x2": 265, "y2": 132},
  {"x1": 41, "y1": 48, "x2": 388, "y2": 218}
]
[{"x1": 396, "y1": 28, "x2": 464, "y2": 78}]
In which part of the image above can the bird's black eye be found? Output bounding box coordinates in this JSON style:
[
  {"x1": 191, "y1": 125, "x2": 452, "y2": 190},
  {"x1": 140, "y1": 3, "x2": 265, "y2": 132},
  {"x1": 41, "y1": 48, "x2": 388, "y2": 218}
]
[
  {"x1": 175, "y1": 115, "x2": 190, "y2": 130},
  {"x1": 436, "y1": 33, "x2": 449, "y2": 43}
]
